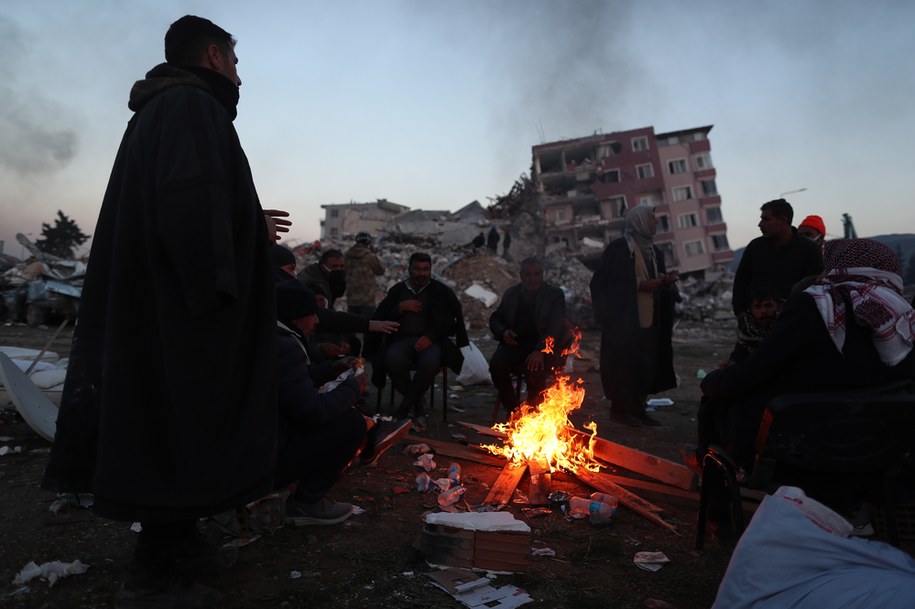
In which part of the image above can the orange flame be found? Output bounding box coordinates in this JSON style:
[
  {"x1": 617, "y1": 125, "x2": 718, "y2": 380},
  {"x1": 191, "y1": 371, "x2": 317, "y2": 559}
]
[
  {"x1": 484, "y1": 373, "x2": 601, "y2": 474},
  {"x1": 541, "y1": 337, "x2": 554, "y2": 355},
  {"x1": 561, "y1": 325, "x2": 583, "y2": 358}
]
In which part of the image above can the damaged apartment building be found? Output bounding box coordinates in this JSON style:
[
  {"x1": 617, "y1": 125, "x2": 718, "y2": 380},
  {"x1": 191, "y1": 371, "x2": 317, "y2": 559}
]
[{"x1": 532, "y1": 125, "x2": 734, "y2": 278}]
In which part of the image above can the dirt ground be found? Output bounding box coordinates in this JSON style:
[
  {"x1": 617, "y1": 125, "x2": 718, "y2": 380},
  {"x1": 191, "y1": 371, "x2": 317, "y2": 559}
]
[{"x1": 0, "y1": 320, "x2": 742, "y2": 609}]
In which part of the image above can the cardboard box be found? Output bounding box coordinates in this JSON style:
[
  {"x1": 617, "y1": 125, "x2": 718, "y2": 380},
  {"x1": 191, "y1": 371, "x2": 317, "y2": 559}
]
[{"x1": 420, "y1": 512, "x2": 531, "y2": 573}]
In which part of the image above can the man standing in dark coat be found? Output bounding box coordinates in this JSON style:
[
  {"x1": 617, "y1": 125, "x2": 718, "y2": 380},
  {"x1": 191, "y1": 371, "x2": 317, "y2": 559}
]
[
  {"x1": 590, "y1": 205, "x2": 678, "y2": 426},
  {"x1": 732, "y1": 198, "x2": 823, "y2": 317},
  {"x1": 369, "y1": 253, "x2": 468, "y2": 431},
  {"x1": 489, "y1": 257, "x2": 568, "y2": 414},
  {"x1": 42, "y1": 16, "x2": 277, "y2": 608}
]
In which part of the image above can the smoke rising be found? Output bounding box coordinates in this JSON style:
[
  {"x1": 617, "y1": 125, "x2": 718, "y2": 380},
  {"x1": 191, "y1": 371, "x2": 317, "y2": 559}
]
[{"x1": 0, "y1": 17, "x2": 77, "y2": 176}]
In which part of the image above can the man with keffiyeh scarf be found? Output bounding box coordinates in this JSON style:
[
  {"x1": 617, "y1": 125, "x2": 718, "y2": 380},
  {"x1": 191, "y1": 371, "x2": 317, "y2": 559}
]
[
  {"x1": 590, "y1": 205, "x2": 679, "y2": 426},
  {"x1": 698, "y1": 238, "x2": 915, "y2": 470}
]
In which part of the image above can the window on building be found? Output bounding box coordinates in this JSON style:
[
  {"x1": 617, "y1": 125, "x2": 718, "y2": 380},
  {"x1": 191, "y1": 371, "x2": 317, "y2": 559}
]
[
  {"x1": 695, "y1": 152, "x2": 713, "y2": 170},
  {"x1": 632, "y1": 136, "x2": 649, "y2": 152},
  {"x1": 636, "y1": 163, "x2": 654, "y2": 179},
  {"x1": 640, "y1": 192, "x2": 662, "y2": 207},
  {"x1": 701, "y1": 179, "x2": 718, "y2": 196},
  {"x1": 330, "y1": 209, "x2": 339, "y2": 218},
  {"x1": 706, "y1": 207, "x2": 723, "y2": 224},
  {"x1": 601, "y1": 168, "x2": 621, "y2": 183},
  {"x1": 692, "y1": 132, "x2": 706, "y2": 141},
  {"x1": 668, "y1": 158, "x2": 688, "y2": 174},
  {"x1": 658, "y1": 242, "x2": 678, "y2": 268},
  {"x1": 608, "y1": 196, "x2": 627, "y2": 218},
  {"x1": 552, "y1": 209, "x2": 566, "y2": 223},
  {"x1": 330, "y1": 227, "x2": 339, "y2": 236},
  {"x1": 673, "y1": 186, "x2": 693, "y2": 201},
  {"x1": 677, "y1": 213, "x2": 698, "y2": 229},
  {"x1": 657, "y1": 214, "x2": 670, "y2": 232},
  {"x1": 597, "y1": 143, "x2": 619, "y2": 158},
  {"x1": 712, "y1": 234, "x2": 730, "y2": 251},
  {"x1": 684, "y1": 240, "x2": 705, "y2": 257}
]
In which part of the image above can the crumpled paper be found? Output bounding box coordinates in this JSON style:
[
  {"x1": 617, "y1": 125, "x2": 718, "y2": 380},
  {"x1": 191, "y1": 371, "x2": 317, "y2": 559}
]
[
  {"x1": 13, "y1": 560, "x2": 90, "y2": 587},
  {"x1": 633, "y1": 551, "x2": 670, "y2": 572}
]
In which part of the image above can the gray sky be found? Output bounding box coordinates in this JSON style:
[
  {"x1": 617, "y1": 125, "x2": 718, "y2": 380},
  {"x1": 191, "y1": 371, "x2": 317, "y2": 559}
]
[{"x1": 2, "y1": 0, "x2": 914, "y2": 259}]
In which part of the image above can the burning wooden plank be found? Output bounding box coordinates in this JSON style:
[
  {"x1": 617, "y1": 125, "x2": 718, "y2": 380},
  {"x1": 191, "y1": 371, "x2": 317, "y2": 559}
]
[
  {"x1": 459, "y1": 420, "x2": 697, "y2": 491},
  {"x1": 483, "y1": 462, "x2": 527, "y2": 509}
]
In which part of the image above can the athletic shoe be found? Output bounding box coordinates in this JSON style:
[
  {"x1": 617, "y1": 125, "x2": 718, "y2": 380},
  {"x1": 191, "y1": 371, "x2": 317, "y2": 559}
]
[
  {"x1": 285, "y1": 497, "x2": 353, "y2": 526},
  {"x1": 361, "y1": 418, "x2": 412, "y2": 466}
]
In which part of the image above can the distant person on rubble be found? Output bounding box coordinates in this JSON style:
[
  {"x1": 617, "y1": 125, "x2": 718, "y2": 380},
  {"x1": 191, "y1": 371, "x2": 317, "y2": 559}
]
[
  {"x1": 589, "y1": 205, "x2": 678, "y2": 426},
  {"x1": 732, "y1": 199, "x2": 823, "y2": 318},
  {"x1": 42, "y1": 16, "x2": 281, "y2": 608},
  {"x1": 273, "y1": 280, "x2": 411, "y2": 527},
  {"x1": 489, "y1": 257, "x2": 569, "y2": 416},
  {"x1": 368, "y1": 252, "x2": 468, "y2": 432},
  {"x1": 487, "y1": 225, "x2": 500, "y2": 254},
  {"x1": 502, "y1": 227, "x2": 512, "y2": 259},
  {"x1": 344, "y1": 232, "x2": 384, "y2": 319},
  {"x1": 471, "y1": 231, "x2": 485, "y2": 253}
]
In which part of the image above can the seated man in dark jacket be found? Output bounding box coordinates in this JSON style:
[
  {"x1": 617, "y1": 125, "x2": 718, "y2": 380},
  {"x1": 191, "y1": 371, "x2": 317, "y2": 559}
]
[
  {"x1": 274, "y1": 281, "x2": 409, "y2": 526},
  {"x1": 698, "y1": 238, "x2": 915, "y2": 470},
  {"x1": 489, "y1": 257, "x2": 568, "y2": 414},
  {"x1": 369, "y1": 253, "x2": 468, "y2": 431}
]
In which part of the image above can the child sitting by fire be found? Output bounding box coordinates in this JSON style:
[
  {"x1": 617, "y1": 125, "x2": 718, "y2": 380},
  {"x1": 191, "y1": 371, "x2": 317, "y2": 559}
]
[{"x1": 719, "y1": 286, "x2": 782, "y2": 368}]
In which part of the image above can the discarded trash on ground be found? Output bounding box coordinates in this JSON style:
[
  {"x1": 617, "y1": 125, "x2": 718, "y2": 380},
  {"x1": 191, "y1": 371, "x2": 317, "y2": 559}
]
[
  {"x1": 12, "y1": 560, "x2": 90, "y2": 587},
  {"x1": 426, "y1": 567, "x2": 533, "y2": 609},
  {"x1": 633, "y1": 551, "x2": 670, "y2": 572}
]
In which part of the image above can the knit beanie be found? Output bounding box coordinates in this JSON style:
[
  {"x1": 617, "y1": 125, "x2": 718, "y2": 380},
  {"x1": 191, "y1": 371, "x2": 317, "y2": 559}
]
[
  {"x1": 276, "y1": 280, "x2": 318, "y2": 326},
  {"x1": 798, "y1": 215, "x2": 826, "y2": 235},
  {"x1": 270, "y1": 244, "x2": 296, "y2": 268}
]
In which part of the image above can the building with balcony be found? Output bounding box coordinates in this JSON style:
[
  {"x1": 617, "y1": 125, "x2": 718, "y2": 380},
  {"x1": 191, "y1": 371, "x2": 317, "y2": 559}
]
[{"x1": 532, "y1": 125, "x2": 734, "y2": 276}]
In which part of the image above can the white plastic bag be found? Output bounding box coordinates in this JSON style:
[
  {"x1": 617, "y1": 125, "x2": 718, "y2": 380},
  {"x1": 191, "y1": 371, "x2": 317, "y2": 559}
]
[{"x1": 455, "y1": 342, "x2": 491, "y2": 386}]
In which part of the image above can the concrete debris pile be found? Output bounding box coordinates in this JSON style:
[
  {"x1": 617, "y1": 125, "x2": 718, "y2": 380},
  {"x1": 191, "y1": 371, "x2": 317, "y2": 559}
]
[{"x1": 1, "y1": 234, "x2": 85, "y2": 326}]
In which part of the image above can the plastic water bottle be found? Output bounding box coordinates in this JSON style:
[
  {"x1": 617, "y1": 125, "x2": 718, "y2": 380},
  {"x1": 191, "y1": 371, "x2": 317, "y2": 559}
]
[
  {"x1": 589, "y1": 492, "x2": 619, "y2": 517},
  {"x1": 568, "y1": 497, "x2": 614, "y2": 523},
  {"x1": 438, "y1": 485, "x2": 465, "y2": 508},
  {"x1": 448, "y1": 463, "x2": 462, "y2": 486}
]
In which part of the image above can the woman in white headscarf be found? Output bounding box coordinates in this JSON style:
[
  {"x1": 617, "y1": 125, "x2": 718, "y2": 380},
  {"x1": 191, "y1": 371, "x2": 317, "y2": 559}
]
[{"x1": 589, "y1": 205, "x2": 679, "y2": 426}]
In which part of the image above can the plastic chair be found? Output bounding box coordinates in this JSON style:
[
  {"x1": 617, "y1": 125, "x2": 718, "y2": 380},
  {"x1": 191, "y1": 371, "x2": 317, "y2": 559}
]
[{"x1": 696, "y1": 385, "x2": 915, "y2": 550}]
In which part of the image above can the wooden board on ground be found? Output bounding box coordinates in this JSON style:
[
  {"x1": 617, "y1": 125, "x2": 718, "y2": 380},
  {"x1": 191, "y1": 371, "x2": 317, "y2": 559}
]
[
  {"x1": 483, "y1": 462, "x2": 528, "y2": 508},
  {"x1": 575, "y1": 468, "x2": 680, "y2": 535},
  {"x1": 403, "y1": 433, "x2": 506, "y2": 468}
]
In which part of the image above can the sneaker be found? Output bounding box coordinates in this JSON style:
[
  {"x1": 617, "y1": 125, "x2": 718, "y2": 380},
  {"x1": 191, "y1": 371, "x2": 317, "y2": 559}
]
[
  {"x1": 285, "y1": 497, "x2": 353, "y2": 526},
  {"x1": 116, "y1": 567, "x2": 221, "y2": 609},
  {"x1": 361, "y1": 418, "x2": 412, "y2": 466}
]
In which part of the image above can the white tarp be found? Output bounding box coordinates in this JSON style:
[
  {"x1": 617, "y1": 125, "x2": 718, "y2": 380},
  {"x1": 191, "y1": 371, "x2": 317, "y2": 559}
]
[{"x1": 713, "y1": 486, "x2": 915, "y2": 609}]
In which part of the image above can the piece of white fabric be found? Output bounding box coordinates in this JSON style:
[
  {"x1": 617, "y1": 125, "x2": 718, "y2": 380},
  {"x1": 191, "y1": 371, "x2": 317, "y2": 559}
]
[{"x1": 713, "y1": 487, "x2": 915, "y2": 609}]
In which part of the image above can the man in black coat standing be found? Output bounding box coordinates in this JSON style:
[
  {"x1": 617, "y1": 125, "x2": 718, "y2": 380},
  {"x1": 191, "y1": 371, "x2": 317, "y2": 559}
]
[
  {"x1": 42, "y1": 16, "x2": 277, "y2": 608},
  {"x1": 489, "y1": 258, "x2": 568, "y2": 414}
]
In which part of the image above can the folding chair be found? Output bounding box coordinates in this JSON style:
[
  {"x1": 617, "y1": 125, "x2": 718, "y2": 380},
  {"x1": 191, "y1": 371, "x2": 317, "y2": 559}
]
[{"x1": 696, "y1": 384, "x2": 915, "y2": 550}]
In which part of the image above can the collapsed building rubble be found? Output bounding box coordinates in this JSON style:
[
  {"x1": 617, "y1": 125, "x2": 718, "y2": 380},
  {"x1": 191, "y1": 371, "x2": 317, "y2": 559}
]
[{"x1": 1, "y1": 234, "x2": 84, "y2": 326}]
